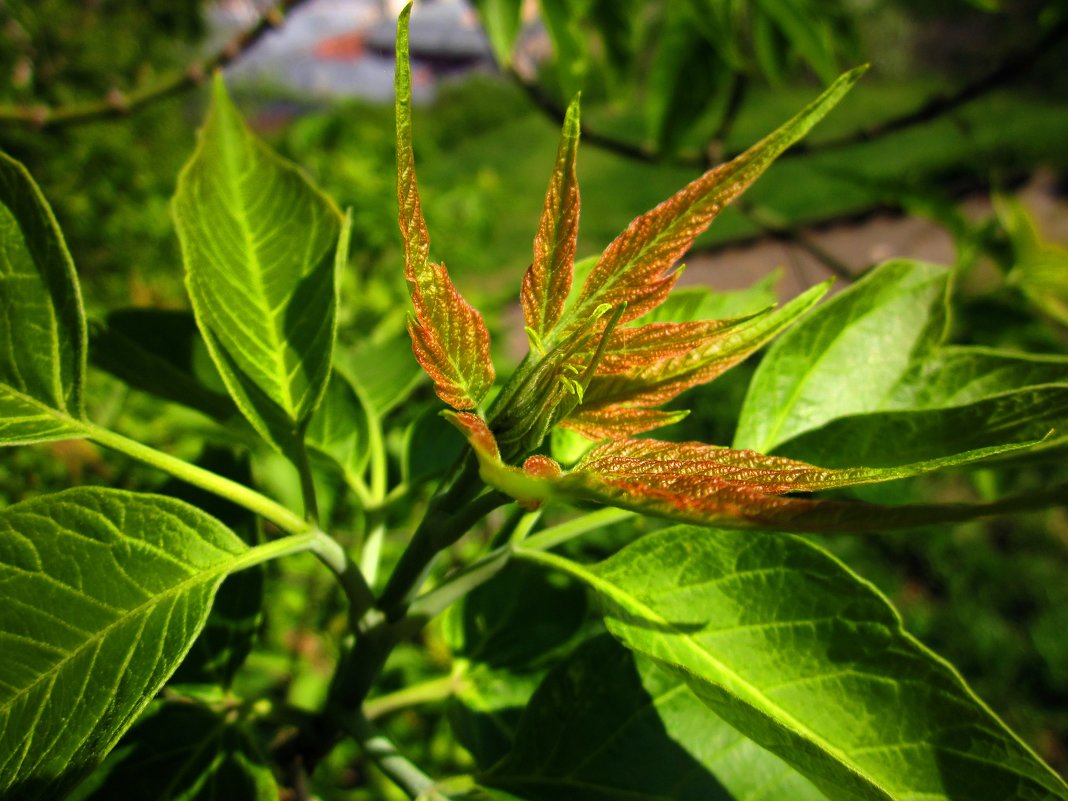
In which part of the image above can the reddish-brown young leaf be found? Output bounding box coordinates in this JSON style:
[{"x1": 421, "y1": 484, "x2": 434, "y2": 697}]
[
  {"x1": 560, "y1": 66, "x2": 866, "y2": 333},
  {"x1": 561, "y1": 283, "x2": 826, "y2": 437},
  {"x1": 522, "y1": 95, "x2": 581, "y2": 340},
  {"x1": 396, "y1": 5, "x2": 494, "y2": 409}
]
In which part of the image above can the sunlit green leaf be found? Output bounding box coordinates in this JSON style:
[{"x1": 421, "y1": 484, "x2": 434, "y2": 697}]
[
  {"x1": 0, "y1": 150, "x2": 87, "y2": 445},
  {"x1": 305, "y1": 371, "x2": 373, "y2": 487},
  {"x1": 0, "y1": 488, "x2": 254, "y2": 801},
  {"x1": 519, "y1": 528, "x2": 1068, "y2": 801},
  {"x1": 735, "y1": 260, "x2": 951, "y2": 453},
  {"x1": 173, "y1": 74, "x2": 344, "y2": 456},
  {"x1": 487, "y1": 635, "x2": 825, "y2": 801}
]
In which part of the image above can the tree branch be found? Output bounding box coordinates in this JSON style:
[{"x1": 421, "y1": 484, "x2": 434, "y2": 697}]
[{"x1": 0, "y1": 0, "x2": 315, "y2": 129}]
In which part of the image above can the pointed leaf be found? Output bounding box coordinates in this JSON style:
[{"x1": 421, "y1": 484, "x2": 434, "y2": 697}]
[
  {"x1": 0, "y1": 488, "x2": 260, "y2": 801},
  {"x1": 636, "y1": 271, "x2": 780, "y2": 324},
  {"x1": 734, "y1": 260, "x2": 951, "y2": 453},
  {"x1": 562, "y1": 66, "x2": 865, "y2": 332},
  {"x1": 396, "y1": 5, "x2": 495, "y2": 410},
  {"x1": 518, "y1": 528, "x2": 1068, "y2": 801},
  {"x1": 78, "y1": 702, "x2": 277, "y2": 801},
  {"x1": 487, "y1": 635, "x2": 825, "y2": 801},
  {"x1": 0, "y1": 150, "x2": 88, "y2": 445},
  {"x1": 521, "y1": 96, "x2": 581, "y2": 340},
  {"x1": 568, "y1": 281, "x2": 827, "y2": 437},
  {"x1": 173, "y1": 74, "x2": 344, "y2": 456},
  {"x1": 562, "y1": 405, "x2": 690, "y2": 439}
]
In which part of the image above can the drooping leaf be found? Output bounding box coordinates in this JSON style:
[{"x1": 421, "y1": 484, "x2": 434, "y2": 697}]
[
  {"x1": 77, "y1": 702, "x2": 276, "y2": 801},
  {"x1": 517, "y1": 528, "x2": 1068, "y2": 801},
  {"x1": 173, "y1": 74, "x2": 344, "y2": 456},
  {"x1": 486, "y1": 635, "x2": 825, "y2": 801},
  {"x1": 473, "y1": 0, "x2": 524, "y2": 67},
  {"x1": 449, "y1": 414, "x2": 1048, "y2": 532},
  {"x1": 0, "y1": 488, "x2": 257, "y2": 801},
  {"x1": 0, "y1": 150, "x2": 88, "y2": 445},
  {"x1": 559, "y1": 65, "x2": 865, "y2": 335},
  {"x1": 90, "y1": 309, "x2": 236, "y2": 422},
  {"x1": 734, "y1": 260, "x2": 951, "y2": 453},
  {"x1": 396, "y1": 5, "x2": 495, "y2": 410},
  {"x1": 521, "y1": 95, "x2": 581, "y2": 341},
  {"x1": 305, "y1": 370, "x2": 373, "y2": 488},
  {"x1": 564, "y1": 281, "x2": 827, "y2": 437}
]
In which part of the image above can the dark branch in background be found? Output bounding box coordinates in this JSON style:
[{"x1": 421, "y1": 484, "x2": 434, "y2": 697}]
[
  {"x1": 0, "y1": 0, "x2": 314, "y2": 129},
  {"x1": 734, "y1": 200, "x2": 856, "y2": 282},
  {"x1": 509, "y1": 16, "x2": 1068, "y2": 172}
]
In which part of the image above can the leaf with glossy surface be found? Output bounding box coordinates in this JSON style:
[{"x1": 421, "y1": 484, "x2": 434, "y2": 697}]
[
  {"x1": 173, "y1": 74, "x2": 344, "y2": 455},
  {"x1": 487, "y1": 635, "x2": 825, "y2": 801},
  {"x1": 76, "y1": 702, "x2": 276, "y2": 801},
  {"x1": 562, "y1": 66, "x2": 865, "y2": 333},
  {"x1": 734, "y1": 260, "x2": 950, "y2": 453},
  {"x1": 519, "y1": 528, "x2": 1068, "y2": 801},
  {"x1": 396, "y1": 6, "x2": 495, "y2": 410},
  {"x1": 0, "y1": 488, "x2": 255, "y2": 801},
  {"x1": 0, "y1": 150, "x2": 87, "y2": 445},
  {"x1": 522, "y1": 96, "x2": 581, "y2": 341}
]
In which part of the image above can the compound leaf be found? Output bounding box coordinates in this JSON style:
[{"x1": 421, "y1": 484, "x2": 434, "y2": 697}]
[
  {"x1": 519, "y1": 528, "x2": 1068, "y2": 801},
  {"x1": 0, "y1": 150, "x2": 87, "y2": 445},
  {"x1": 0, "y1": 488, "x2": 254, "y2": 801},
  {"x1": 173, "y1": 74, "x2": 344, "y2": 456}
]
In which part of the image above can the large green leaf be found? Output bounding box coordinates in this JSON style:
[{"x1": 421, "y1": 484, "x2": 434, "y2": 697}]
[
  {"x1": 74, "y1": 701, "x2": 276, "y2": 801},
  {"x1": 173, "y1": 74, "x2": 345, "y2": 457},
  {"x1": 734, "y1": 260, "x2": 950, "y2": 453},
  {"x1": 305, "y1": 370, "x2": 373, "y2": 488},
  {"x1": 486, "y1": 635, "x2": 825, "y2": 801},
  {"x1": 518, "y1": 528, "x2": 1068, "y2": 801},
  {"x1": 0, "y1": 150, "x2": 87, "y2": 445},
  {"x1": 0, "y1": 488, "x2": 262, "y2": 801}
]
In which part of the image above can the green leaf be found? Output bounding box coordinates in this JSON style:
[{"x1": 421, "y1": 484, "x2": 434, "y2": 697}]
[
  {"x1": 998, "y1": 194, "x2": 1068, "y2": 326},
  {"x1": 76, "y1": 702, "x2": 276, "y2": 801},
  {"x1": 90, "y1": 309, "x2": 236, "y2": 422},
  {"x1": 636, "y1": 271, "x2": 781, "y2": 324},
  {"x1": 305, "y1": 371, "x2": 373, "y2": 488},
  {"x1": 646, "y1": 3, "x2": 732, "y2": 156},
  {"x1": 734, "y1": 260, "x2": 951, "y2": 453},
  {"x1": 519, "y1": 528, "x2": 1068, "y2": 801},
  {"x1": 0, "y1": 150, "x2": 88, "y2": 445},
  {"x1": 487, "y1": 635, "x2": 825, "y2": 801},
  {"x1": 473, "y1": 0, "x2": 524, "y2": 67},
  {"x1": 774, "y1": 348, "x2": 1068, "y2": 467},
  {"x1": 403, "y1": 405, "x2": 466, "y2": 486},
  {"x1": 754, "y1": 0, "x2": 840, "y2": 83},
  {"x1": 0, "y1": 488, "x2": 260, "y2": 801},
  {"x1": 538, "y1": 0, "x2": 591, "y2": 96},
  {"x1": 173, "y1": 74, "x2": 344, "y2": 456},
  {"x1": 339, "y1": 332, "x2": 426, "y2": 417}
]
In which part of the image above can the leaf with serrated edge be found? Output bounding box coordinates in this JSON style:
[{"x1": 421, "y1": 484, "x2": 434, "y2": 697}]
[
  {"x1": 559, "y1": 66, "x2": 866, "y2": 335},
  {"x1": 0, "y1": 150, "x2": 87, "y2": 445},
  {"x1": 173, "y1": 74, "x2": 343, "y2": 456},
  {"x1": 0, "y1": 488, "x2": 279, "y2": 801},
  {"x1": 449, "y1": 414, "x2": 1046, "y2": 531},
  {"x1": 487, "y1": 635, "x2": 825, "y2": 801},
  {"x1": 522, "y1": 95, "x2": 580, "y2": 340},
  {"x1": 396, "y1": 5, "x2": 494, "y2": 410},
  {"x1": 565, "y1": 281, "x2": 827, "y2": 438},
  {"x1": 516, "y1": 528, "x2": 1068, "y2": 801}
]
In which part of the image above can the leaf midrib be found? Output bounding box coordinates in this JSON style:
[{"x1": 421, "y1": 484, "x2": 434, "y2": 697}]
[{"x1": 515, "y1": 547, "x2": 892, "y2": 801}]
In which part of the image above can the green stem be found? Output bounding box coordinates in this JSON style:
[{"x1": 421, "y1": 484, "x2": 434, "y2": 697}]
[
  {"x1": 408, "y1": 544, "x2": 513, "y2": 621},
  {"x1": 309, "y1": 530, "x2": 376, "y2": 624},
  {"x1": 522, "y1": 507, "x2": 636, "y2": 552},
  {"x1": 233, "y1": 529, "x2": 320, "y2": 572},
  {"x1": 364, "y1": 673, "x2": 458, "y2": 721},
  {"x1": 85, "y1": 421, "x2": 306, "y2": 534},
  {"x1": 344, "y1": 711, "x2": 438, "y2": 799}
]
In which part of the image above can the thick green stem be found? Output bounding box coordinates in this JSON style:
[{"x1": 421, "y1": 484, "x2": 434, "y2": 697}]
[
  {"x1": 310, "y1": 530, "x2": 376, "y2": 624},
  {"x1": 344, "y1": 711, "x2": 439, "y2": 799},
  {"x1": 364, "y1": 673, "x2": 458, "y2": 721},
  {"x1": 85, "y1": 421, "x2": 306, "y2": 534}
]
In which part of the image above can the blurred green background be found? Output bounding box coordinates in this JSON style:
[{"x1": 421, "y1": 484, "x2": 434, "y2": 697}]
[{"x1": 2, "y1": 0, "x2": 1066, "y2": 795}]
